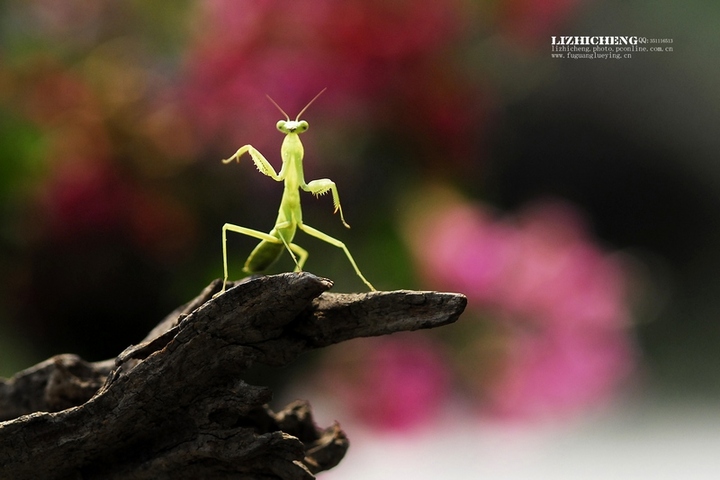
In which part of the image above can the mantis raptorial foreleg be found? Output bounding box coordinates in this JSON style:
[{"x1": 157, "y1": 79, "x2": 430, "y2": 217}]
[
  {"x1": 223, "y1": 145, "x2": 283, "y2": 181},
  {"x1": 303, "y1": 179, "x2": 350, "y2": 228}
]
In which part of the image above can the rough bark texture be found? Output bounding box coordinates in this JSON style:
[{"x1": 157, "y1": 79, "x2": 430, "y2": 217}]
[{"x1": 0, "y1": 272, "x2": 466, "y2": 479}]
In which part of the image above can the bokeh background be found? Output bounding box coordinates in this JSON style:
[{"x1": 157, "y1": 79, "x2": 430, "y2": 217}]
[{"x1": 1, "y1": 0, "x2": 719, "y2": 477}]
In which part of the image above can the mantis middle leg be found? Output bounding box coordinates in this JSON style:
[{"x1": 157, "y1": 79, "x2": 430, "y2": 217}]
[{"x1": 297, "y1": 222, "x2": 376, "y2": 291}]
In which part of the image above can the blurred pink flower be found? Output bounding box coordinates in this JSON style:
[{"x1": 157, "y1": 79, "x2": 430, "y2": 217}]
[
  {"x1": 416, "y1": 203, "x2": 517, "y2": 305},
  {"x1": 42, "y1": 162, "x2": 130, "y2": 239},
  {"x1": 485, "y1": 326, "x2": 635, "y2": 419},
  {"x1": 316, "y1": 335, "x2": 452, "y2": 431},
  {"x1": 501, "y1": 202, "x2": 630, "y2": 331},
  {"x1": 411, "y1": 197, "x2": 630, "y2": 331},
  {"x1": 403, "y1": 187, "x2": 636, "y2": 418},
  {"x1": 181, "y1": 0, "x2": 482, "y2": 166},
  {"x1": 40, "y1": 161, "x2": 196, "y2": 260}
]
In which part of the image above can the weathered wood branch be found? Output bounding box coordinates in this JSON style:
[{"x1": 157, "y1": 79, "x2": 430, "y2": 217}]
[{"x1": 0, "y1": 273, "x2": 466, "y2": 479}]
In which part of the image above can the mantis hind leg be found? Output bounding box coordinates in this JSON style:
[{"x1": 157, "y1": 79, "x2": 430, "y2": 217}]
[{"x1": 298, "y1": 223, "x2": 376, "y2": 291}]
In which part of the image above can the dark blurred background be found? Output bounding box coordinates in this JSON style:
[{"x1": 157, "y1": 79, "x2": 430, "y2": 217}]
[{"x1": 1, "y1": 0, "x2": 719, "y2": 428}]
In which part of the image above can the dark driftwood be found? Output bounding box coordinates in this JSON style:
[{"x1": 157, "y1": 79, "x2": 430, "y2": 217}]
[{"x1": 0, "y1": 273, "x2": 466, "y2": 479}]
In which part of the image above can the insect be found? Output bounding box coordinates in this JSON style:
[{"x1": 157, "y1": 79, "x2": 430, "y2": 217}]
[{"x1": 220, "y1": 89, "x2": 376, "y2": 293}]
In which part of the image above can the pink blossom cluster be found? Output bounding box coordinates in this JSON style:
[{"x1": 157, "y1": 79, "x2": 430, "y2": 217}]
[
  {"x1": 315, "y1": 335, "x2": 451, "y2": 432},
  {"x1": 181, "y1": 0, "x2": 482, "y2": 165},
  {"x1": 310, "y1": 190, "x2": 635, "y2": 429},
  {"x1": 405, "y1": 189, "x2": 637, "y2": 419},
  {"x1": 41, "y1": 162, "x2": 195, "y2": 260}
]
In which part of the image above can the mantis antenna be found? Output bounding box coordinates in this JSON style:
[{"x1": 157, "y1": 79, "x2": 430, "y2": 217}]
[{"x1": 266, "y1": 87, "x2": 328, "y2": 121}]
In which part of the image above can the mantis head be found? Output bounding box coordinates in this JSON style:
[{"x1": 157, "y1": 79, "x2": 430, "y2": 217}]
[
  {"x1": 276, "y1": 119, "x2": 309, "y2": 134},
  {"x1": 267, "y1": 88, "x2": 326, "y2": 135}
]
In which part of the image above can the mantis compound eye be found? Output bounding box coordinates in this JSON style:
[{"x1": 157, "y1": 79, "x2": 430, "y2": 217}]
[{"x1": 277, "y1": 120, "x2": 309, "y2": 134}]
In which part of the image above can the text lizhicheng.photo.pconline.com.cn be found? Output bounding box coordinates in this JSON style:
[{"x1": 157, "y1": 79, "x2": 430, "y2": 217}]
[{"x1": 550, "y1": 36, "x2": 674, "y2": 59}]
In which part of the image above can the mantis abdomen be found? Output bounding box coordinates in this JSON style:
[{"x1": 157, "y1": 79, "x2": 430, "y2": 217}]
[
  {"x1": 243, "y1": 239, "x2": 284, "y2": 273},
  {"x1": 242, "y1": 222, "x2": 298, "y2": 273}
]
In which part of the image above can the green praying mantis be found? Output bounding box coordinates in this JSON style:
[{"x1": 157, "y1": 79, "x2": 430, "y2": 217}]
[{"x1": 220, "y1": 89, "x2": 376, "y2": 293}]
